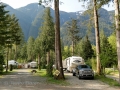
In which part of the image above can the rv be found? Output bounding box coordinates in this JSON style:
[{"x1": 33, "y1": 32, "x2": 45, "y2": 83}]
[
  {"x1": 29, "y1": 61, "x2": 37, "y2": 68},
  {"x1": 8, "y1": 60, "x2": 18, "y2": 66},
  {"x1": 62, "y1": 56, "x2": 85, "y2": 72},
  {"x1": 8, "y1": 60, "x2": 18, "y2": 69}
]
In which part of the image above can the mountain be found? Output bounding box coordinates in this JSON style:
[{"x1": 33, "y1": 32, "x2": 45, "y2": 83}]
[
  {"x1": 60, "y1": 8, "x2": 114, "y2": 45},
  {"x1": 4, "y1": 3, "x2": 114, "y2": 45}
]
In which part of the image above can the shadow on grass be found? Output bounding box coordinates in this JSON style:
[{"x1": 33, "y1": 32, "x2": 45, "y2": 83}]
[{"x1": 0, "y1": 71, "x2": 13, "y2": 75}]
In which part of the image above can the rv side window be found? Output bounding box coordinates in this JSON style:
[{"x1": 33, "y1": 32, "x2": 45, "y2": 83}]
[{"x1": 73, "y1": 60, "x2": 81, "y2": 63}]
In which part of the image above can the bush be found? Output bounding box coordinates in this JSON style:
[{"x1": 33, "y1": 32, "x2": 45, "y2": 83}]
[{"x1": 86, "y1": 58, "x2": 96, "y2": 71}]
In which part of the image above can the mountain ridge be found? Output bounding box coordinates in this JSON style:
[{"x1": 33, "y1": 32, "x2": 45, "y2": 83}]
[{"x1": 3, "y1": 3, "x2": 114, "y2": 44}]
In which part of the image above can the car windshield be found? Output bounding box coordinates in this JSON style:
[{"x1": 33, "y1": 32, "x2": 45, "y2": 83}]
[{"x1": 78, "y1": 65, "x2": 90, "y2": 69}]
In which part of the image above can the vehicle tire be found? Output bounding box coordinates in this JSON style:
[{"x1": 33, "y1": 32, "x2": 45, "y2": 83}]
[
  {"x1": 73, "y1": 73, "x2": 76, "y2": 76},
  {"x1": 91, "y1": 76, "x2": 94, "y2": 80},
  {"x1": 78, "y1": 75, "x2": 81, "y2": 79}
]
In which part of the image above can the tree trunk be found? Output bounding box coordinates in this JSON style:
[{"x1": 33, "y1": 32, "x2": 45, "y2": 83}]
[
  {"x1": 54, "y1": 25, "x2": 58, "y2": 69},
  {"x1": 38, "y1": 53, "x2": 41, "y2": 70},
  {"x1": 72, "y1": 41, "x2": 74, "y2": 56},
  {"x1": 54, "y1": 0, "x2": 65, "y2": 79},
  {"x1": 93, "y1": 0, "x2": 101, "y2": 75},
  {"x1": 47, "y1": 52, "x2": 50, "y2": 66},
  {"x1": 114, "y1": 0, "x2": 120, "y2": 83},
  {"x1": 14, "y1": 44, "x2": 17, "y2": 61},
  {"x1": 6, "y1": 47, "x2": 9, "y2": 72}
]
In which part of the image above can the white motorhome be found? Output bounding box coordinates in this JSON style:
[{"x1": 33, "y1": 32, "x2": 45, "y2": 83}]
[
  {"x1": 29, "y1": 61, "x2": 37, "y2": 68},
  {"x1": 62, "y1": 56, "x2": 85, "y2": 72},
  {"x1": 8, "y1": 60, "x2": 18, "y2": 66}
]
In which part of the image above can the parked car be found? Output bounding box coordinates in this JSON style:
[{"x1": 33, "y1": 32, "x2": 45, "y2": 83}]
[{"x1": 73, "y1": 64, "x2": 94, "y2": 79}]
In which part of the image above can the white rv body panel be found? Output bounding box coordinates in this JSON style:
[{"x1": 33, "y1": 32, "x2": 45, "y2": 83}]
[
  {"x1": 63, "y1": 56, "x2": 85, "y2": 72},
  {"x1": 8, "y1": 60, "x2": 18, "y2": 65},
  {"x1": 30, "y1": 61, "x2": 37, "y2": 68}
]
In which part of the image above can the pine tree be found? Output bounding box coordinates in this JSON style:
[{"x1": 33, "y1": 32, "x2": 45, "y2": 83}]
[
  {"x1": 34, "y1": 37, "x2": 42, "y2": 70},
  {"x1": 39, "y1": 0, "x2": 65, "y2": 79},
  {"x1": 27, "y1": 36, "x2": 35, "y2": 61},
  {"x1": 8, "y1": 14, "x2": 24, "y2": 60},
  {"x1": 20, "y1": 43, "x2": 27, "y2": 62},
  {"x1": 40, "y1": 7, "x2": 55, "y2": 76},
  {"x1": 0, "y1": 3, "x2": 9, "y2": 45},
  {"x1": 40, "y1": 7, "x2": 55, "y2": 52},
  {"x1": 67, "y1": 19, "x2": 80, "y2": 56},
  {"x1": 100, "y1": 31, "x2": 116, "y2": 74},
  {"x1": 77, "y1": 35, "x2": 94, "y2": 61}
]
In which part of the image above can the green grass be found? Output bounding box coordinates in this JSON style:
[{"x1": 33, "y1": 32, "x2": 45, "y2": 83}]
[
  {"x1": 47, "y1": 77, "x2": 70, "y2": 86},
  {"x1": 36, "y1": 69, "x2": 120, "y2": 86},
  {"x1": 95, "y1": 75, "x2": 120, "y2": 87},
  {"x1": 35, "y1": 69, "x2": 47, "y2": 77},
  {"x1": 35, "y1": 69, "x2": 70, "y2": 86},
  {"x1": 105, "y1": 68, "x2": 119, "y2": 75},
  {"x1": 106, "y1": 70, "x2": 119, "y2": 75}
]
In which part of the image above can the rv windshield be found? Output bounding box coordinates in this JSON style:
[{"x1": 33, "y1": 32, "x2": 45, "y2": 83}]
[{"x1": 73, "y1": 60, "x2": 81, "y2": 63}]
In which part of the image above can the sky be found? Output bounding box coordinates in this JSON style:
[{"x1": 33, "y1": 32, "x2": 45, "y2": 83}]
[{"x1": 1, "y1": 0, "x2": 114, "y2": 12}]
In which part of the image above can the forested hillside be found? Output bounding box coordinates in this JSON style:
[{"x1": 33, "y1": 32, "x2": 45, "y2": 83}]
[{"x1": 4, "y1": 3, "x2": 114, "y2": 45}]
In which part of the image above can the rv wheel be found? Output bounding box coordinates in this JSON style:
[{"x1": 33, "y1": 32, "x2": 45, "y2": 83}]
[{"x1": 73, "y1": 73, "x2": 76, "y2": 76}]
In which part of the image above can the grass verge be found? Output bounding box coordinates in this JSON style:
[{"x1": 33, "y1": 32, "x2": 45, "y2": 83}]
[
  {"x1": 35, "y1": 69, "x2": 70, "y2": 86},
  {"x1": 95, "y1": 75, "x2": 120, "y2": 87},
  {"x1": 35, "y1": 69, "x2": 120, "y2": 87}
]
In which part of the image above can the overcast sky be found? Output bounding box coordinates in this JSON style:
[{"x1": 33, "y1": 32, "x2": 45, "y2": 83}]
[{"x1": 1, "y1": 0, "x2": 114, "y2": 12}]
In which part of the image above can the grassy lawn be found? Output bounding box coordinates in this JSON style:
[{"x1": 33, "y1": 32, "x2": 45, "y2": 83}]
[
  {"x1": 26, "y1": 68, "x2": 120, "y2": 87},
  {"x1": 95, "y1": 68, "x2": 120, "y2": 87},
  {"x1": 35, "y1": 69, "x2": 70, "y2": 86},
  {"x1": 95, "y1": 75, "x2": 120, "y2": 87}
]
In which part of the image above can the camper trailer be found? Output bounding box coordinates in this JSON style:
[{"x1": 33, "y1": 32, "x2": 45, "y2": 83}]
[
  {"x1": 29, "y1": 61, "x2": 37, "y2": 68},
  {"x1": 8, "y1": 60, "x2": 18, "y2": 66},
  {"x1": 62, "y1": 56, "x2": 85, "y2": 72},
  {"x1": 8, "y1": 60, "x2": 18, "y2": 69}
]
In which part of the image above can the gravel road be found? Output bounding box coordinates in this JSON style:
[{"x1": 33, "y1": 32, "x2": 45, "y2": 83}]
[
  {"x1": 0, "y1": 69, "x2": 119, "y2": 90},
  {"x1": 65, "y1": 72, "x2": 120, "y2": 90}
]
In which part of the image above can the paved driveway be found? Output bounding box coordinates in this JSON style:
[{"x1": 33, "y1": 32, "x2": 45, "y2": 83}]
[{"x1": 0, "y1": 69, "x2": 119, "y2": 90}]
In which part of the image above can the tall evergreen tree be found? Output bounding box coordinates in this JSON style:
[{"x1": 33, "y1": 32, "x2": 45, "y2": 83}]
[
  {"x1": 8, "y1": 14, "x2": 24, "y2": 60},
  {"x1": 0, "y1": 3, "x2": 23, "y2": 72},
  {"x1": 39, "y1": 0, "x2": 65, "y2": 79},
  {"x1": 79, "y1": 0, "x2": 101, "y2": 74},
  {"x1": 76, "y1": 35, "x2": 94, "y2": 61},
  {"x1": 0, "y1": 2, "x2": 9, "y2": 46},
  {"x1": 67, "y1": 19, "x2": 80, "y2": 56},
  {"x1": 39, "y1": 7, "x2": 55, "y2": 76},
  {"x1": 100, "y1": 31, "x2": 116, "y2": 74},
  {"x1": 54, "y1": 0, "x2": 65, "y2": 79},
  {"x1": 34, "y1": 37, "x2": 42, "y2": 70},
  {"x1": 27, "y1": 36, "x2": 35, "y2": 62},
  {"x1": 40, "y1": 7, "x2": 55, "y2": 52},
  {"x1": 20, "y1": 43, "x2": 27, "y2": 62}
]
